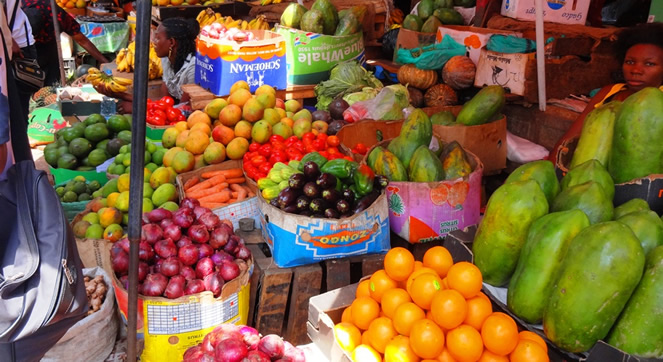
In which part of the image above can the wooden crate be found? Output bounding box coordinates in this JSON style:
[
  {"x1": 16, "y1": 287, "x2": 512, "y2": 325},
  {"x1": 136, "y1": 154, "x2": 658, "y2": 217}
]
[{"x1": 181, "y1": 84, "x2": 316, "y2": 111}]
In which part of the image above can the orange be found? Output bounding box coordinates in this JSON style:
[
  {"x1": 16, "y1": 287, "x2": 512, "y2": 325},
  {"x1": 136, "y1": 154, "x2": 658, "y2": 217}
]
[
  {"x1": 393, "y1": 302, "x2": 426, "y2": 336},
  {"x1": 441, "y1": 277, "x2": 449, "y2": 289},
  {"x1": 351, "y1": 297, "x2": 380, "y2": 330},
  {"x1": 446, "y1": 262, "x2": 483, "y2": 299},
  {"x1": 410, "y1": 273, "x2": 444, "y2": 310},
  {"x1": 464, "y1": 294, "x2": 493, "y2": 330},
  {"x1": 423, "y1": 246, "x2": 454, "y2": 278},
  {"x1": 367, "y1": 317, "x2": 398, "y2": 353},
  {"x1": 381, "y1": 288, "x2": 412, "y2": 319},
  {"x1": 437, "y1": 349, "x2": 457, "y2": 362},
  {"x1": 409, "y1": 319, "x2": 445, "y2": 359},
  {"x1": 477, "y1": 349, "x2": 509, "y2": 362},
  {"x1": 446, "y1": 325, "x2": 484, "y2": 362},
  {"x1": 352, "y1": 344, "x2": 383, "y2": 362},
  {"x1": 369, "y1": 269, "x2": 398, "y2": 303},
  {"x1": 406, "y1": 267, "x2": 438, "y2": 295},
  {"x1": 357, "y1": 279, "x2": 371, "y2": 298},
  {"x1": 509, "y1": 340, "x2": 549, "y2": 362},
  {"x1": 480, "y1": 312, "x2": 518, "y2": 356},
  {"x1": 341, "y1": 307, "x2": 353, "y2": 323},
  {"x1": 384, "y1": 335, "x2": 420, "y2": 362},
  {"x1": 414, "y1": 261, "x2": 424, "y2": 271},
  {"x1": 518, "y1": 331, "x2": 548, "y2": 353},
  {"x1": 362, "y1": 330, "x2": 371, "y2": 346},
  {"x1": 430, "y1": 289, "x2": 468, "y2": 330},
  {"x1": 385, "y1": 247, "x2": 416, "y2": 281},
  {"x1": 333, "y1": 322, "x2": 361, "y2": 353}
]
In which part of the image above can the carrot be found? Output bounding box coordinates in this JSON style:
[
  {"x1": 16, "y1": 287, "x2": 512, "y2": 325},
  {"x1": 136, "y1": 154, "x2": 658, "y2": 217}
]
[
  {"x1": 198, "y1": 190, "x2": 231, "y2": 204},
  {"x1": 200, "y1": 168, "x2": 243, "y2": 179},
  {"x1": 186, "y1": 174, "x2": 226, "y2": 193},
  {"x1": 230, "y1": 183, "x2": 247, "y2": 201},
  {"x1": 225, "y1": 177, "x2": 246, "y2": 184},
  {"x1": 227, "y1": 198, "x2": 238, "y2": 204},
  {"x1": 183, "y1": 177, "x2": 200, "y2": 191},
  {"x1": 200, "y1": 202, "x2": 227, "y2": 209},
  {"x1": 186, "y1": 183, "x2": 228, "y2": 199},
  {"x1": 248, "y1": 191, "x2": 256, "y2": 198}
]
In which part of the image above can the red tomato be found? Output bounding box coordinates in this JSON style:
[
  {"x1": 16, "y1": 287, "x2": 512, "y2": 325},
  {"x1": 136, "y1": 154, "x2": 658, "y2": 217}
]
[
  {"x1": 271, "y1": 141, "x2": 286, "y2": 152},
  {"x1": 269, "y1": 135, "x2": 285, "y2": 144},
  {"x1": 286, "y1": 148, "x2": 302, "y2": 159},
  {"x1": 318, "y1": 151, "x2": 329, "y2": 159},
  {"x1": 160, "y1": 96, "x2": 175, "y2": 107},
  {"x1": 249, "y1": 142, "x2": 260, "y2": 152},
  {"x1": 251, "y1": 155, "x2": 266, "y2": 167},
  {"x1": 258, "y1": 144, "x2": 273, "y2": 158},
  {"x1": 312, "y1": 139, "x2": 327, "y2": 151},
  {"x1": 354, "y1": 143, "x2": 368, "y2": 155},
  {"x1": 150, "y1": 114, "x2": 166, "y2": 126},
  {"x1": 305, "y1": 144, "x2": 316, "y2": 153},
  {"x1": 243, "y1": 151, "x2": 254, "y2": 162},
  {"x1": 290, "y1": 153, "x2": 303, "y2": 161},
  {"x1": 153, "y1": 109, "x2": 167, "y2": 121},
  {"x1": 344, "y1": 156, "x2": 354, "y2": 162},
  {"x1": 269, "y1": 153, "x2": 288, "y2": 164},
  {"x1": 293, "y1": 141, "x2": 305, "y2": 153},
  {"x1": 327, "y1": 147, "x2": 338, "y2": 155},
  {"x1": 285, "y1": 135, "x2": 299, "y2": 145},
  {"x1": 166, "y1": 108, "x2": 180, "y2": 124},
  {"x1": 326, "y1": 135, "x2": 340, "y2": 147},
  {"x1": 177, "y1": 114, "x2": 186, "y2": 123},
  {"x1": 302, "y1": 132, "x2": 316, "y2": 143},
  {"x1": 316, "y1": 133, "x2": 328, "y2": 143},
  {"x1": 258, "y1": 163, "x2": 271, "y2": 174}
]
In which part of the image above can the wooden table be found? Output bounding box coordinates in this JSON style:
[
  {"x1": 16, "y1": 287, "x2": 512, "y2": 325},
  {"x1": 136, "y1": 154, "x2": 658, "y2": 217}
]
[{"x1": 181, "y1": 84, "x2": 317, "y2": 110}]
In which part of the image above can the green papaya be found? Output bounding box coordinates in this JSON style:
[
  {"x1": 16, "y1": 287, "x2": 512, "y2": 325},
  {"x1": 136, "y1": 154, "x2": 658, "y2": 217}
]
[
  {"x1": 544, "y1": 221, "x2": 645, "y2": 353},
  {"x1": 367, "y1": 146, "x2": 384, "y2": 170},
  {"x1": 300, "y1": 9, "x2": 325, "y2": 34},
  {"x1": 434, "y1": 0, "x2": 454, "y2": 8},
  {"x1": 408, "y1": 145, "x2": 444, "y2": 182},
  {"x1": 607, "y1": 245, "x2": 663, "y2": 358},
  {"x1": 421, "y1": 15, "x2": 442, "y2": 33},
  {"x1": 551, "y1": 181, "x2": 613, "y2": 224},
  {"x1": 473, "y1": 180, "x2": 549, "y2": 286},
  {"x1": 430, "y1": 110, "x2": 456, "y2": 125},
  {"x1": 387, "y1": 109, "x2": 432, "y2": 170},
  {"x1": 432, "y1": 8, "x2": 465, "y2": 25},
  {"x1": 561, "y1": 159, "x2": 615, "y2": 201},
  {"x1": 417, "y1": 0, "x2": 435, "y2": 20},
  {"x1": 374, "y1": 149, "x2": 408, "y2": 182},
  {"x1": 505, "y1": 160, "x2": 560, "y2": 204},
  {"x1": 402, "y1": 14, "x2": 423, "y2": 32},
  {"x1": 338, "y1": 5, "x2": 367, "y2": 22},
  {"x1": 617, "y1": 210, "x2": 663, "y2": 256},
  {"x1": 614, "y1": 198, "x2": 650, "y2": 219},
  {"x1": 456, "y1": 85, "x2": 505, "y2": 126},
  {"x1": 281, "y1": 3, "x2": 308, "y2": 29},
  {"x1": 440, "y1": 141, "x2": 472, "y2": 180},
  {"x1": 507, "y1": 210, "x2": 590, "y2": 324},
  {"x1": 570, "y1": 101, "x2": 620, "y2": 169},
  {"x1": 311, "y1": 0, "x2": 339, "y2": 35},
  {"x1": 609, "y1": 87, "x2": 663, "y2": 183},
  {"x1": 335, "y1": 12, "x2": 361, "y2": 36}
]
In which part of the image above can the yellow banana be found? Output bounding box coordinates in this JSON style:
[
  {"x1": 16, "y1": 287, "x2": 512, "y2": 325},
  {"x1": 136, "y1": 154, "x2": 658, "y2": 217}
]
[
  {"x1": 273, "y1": 0, "x2": 281, "y2": 3},
  {"x1": 196, "y1": 9, "x2": 206, "y2": 23},
  {"x1": 226, "y1": 19, "x2": 241, "y2": 28},
  {"x1": 241, "y1": 20, "x2": 249, "y2": 30},
  {"x1": 261, "y1": 0, "x2": 272, "y2": 5},
  {"x1": 87, "y1": 67, "x2": 101, "y2": 75},
  {"x1": 113, "y1": 76, "x2": 133, "y2": 86}
]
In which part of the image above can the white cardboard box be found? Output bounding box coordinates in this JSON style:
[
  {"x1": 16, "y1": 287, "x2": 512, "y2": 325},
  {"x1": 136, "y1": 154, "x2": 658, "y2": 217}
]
[
  {"x1": 501, "y1": 0, "x2": 591, "y2": 25},
  {"x1": 435, "y1": 26, "x2": 523, "y2": 66},
  {"x1": 474, "y1": 47, "x2": 534, "y2": 96}
]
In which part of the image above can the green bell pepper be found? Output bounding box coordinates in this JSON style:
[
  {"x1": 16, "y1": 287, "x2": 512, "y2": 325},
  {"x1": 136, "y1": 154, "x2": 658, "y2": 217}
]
[
  {"x1": 320, "y1": 159, "x2": 358, "y2": 179},
  {"x1": 353, "y1": 164, "x2": 375, "y2": 197},
  {"x1": 298, "y1": 152, "x2": 328, "y2": 171}
]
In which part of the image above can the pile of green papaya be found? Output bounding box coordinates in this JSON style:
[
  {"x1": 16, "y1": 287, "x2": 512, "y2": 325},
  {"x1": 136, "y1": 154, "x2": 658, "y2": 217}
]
[
  {"x1": 570, "y1": 86, "x2": 663, "y2": 184},
  {"x1": 44, "y1": 113, "x2": 132, "y2": 171},
  {"x1": 473, "y1": 157, "x2": 663, "y2": 357},
  {"x1": 430, "y1": 85, "x2": 505, "y2": 126},
  {"x1": 365, "y1": 108, "x2": 474, "y2": 182},
  {"x1": 280, "y1": 0, "x2": 364, "y2": 36},
  {"x1": 404, "y1": 0, "x2": 471, "y2": 33}
]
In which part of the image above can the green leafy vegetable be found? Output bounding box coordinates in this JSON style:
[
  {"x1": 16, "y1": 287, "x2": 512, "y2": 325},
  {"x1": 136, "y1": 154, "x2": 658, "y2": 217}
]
[{"x1": 315, "y1": 61, "x2": 383, "y2": 110}]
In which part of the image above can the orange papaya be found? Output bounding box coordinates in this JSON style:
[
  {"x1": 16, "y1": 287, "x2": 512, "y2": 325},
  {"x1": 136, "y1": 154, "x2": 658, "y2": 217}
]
[
  {"x1": 387, "y1": 109, "x2": 432, "y2": 170},
  {"x1": 440, "y1": 141, "x2": 472, "y2": 180}
]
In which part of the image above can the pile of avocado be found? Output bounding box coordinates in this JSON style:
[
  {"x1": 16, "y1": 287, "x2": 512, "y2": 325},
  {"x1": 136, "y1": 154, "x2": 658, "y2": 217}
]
[
  {"x1": 404, "y1": 0, "x2": 473, "y2": 33},
  {"x1": 44, "y1": 113, "x2": 132, "y2": 171},
  {"x1": 55, "y1": 175, "x2": 101, "y2": 203}
]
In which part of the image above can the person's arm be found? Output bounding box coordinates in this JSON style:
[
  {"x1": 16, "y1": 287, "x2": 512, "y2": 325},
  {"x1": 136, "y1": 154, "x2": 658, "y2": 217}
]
[
  {"x1": 11, "y1": 38, "x2": 22, "y2": 58},
  {"x1": 72, "y1": 33, "x2": 109, "y2": 64}
]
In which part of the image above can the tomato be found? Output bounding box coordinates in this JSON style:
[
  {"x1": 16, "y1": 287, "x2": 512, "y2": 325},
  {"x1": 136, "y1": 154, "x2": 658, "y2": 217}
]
[
  {"x1": 312, "y1": 139, "x2": 327, "y2": 151},
  {"x1": 327, "y1": 147, "x2": 339, "y2": 155},
  {"x1": 269, "y1": 152, "x2": 288, "y2": 164},
  {"x1": 151, "y1": 115, "x2": 166, "y2": 126},
  {"x1": 243, "y1": 152, "x2": 254, "y2": 163},
  {"x1": 354, "y1": 143, "x2": 368, "y2": 155},
  {"x1": 318, "y1": 151, "x2": 329, "y2": 159},
  {"x1": 177, "y1": 114, "x2": 186, "y2": 123},
  {"x1": 160, "y1": 96, "x2": 175, "y2": 107},
  {"x1": 269, "y1": 135, "x2": 285, "y2": 144},
  {"x1": 271, "y1": 141, "x2": 286, "y2": 152},
  {"x1": 166, "y1": 108, "x2": 180, "y2": 124},
  {"x1": 286, "y1": 148, "x2": 302, "y2": 160},
  {"x1": 302, "y1": 132, "x2": 316, "y2": 143},
  {"x1": 290, "y1": 153, "x2": 303, "y2": 161},
  {"x1": 292, "y1": 141, "x2": 305, "y2": 153},
  {"x1": 326, "y1": 135, "x2": 340, "y2": 147},
  {"x1": 316, "y1": 133, "x2": 328, "y2": 143},
  {"x1": 305, "y1": 144, "x2": 316, "y2": 153},
  {"x1": 258, "y1": 163, "x2": 271, "y2": 174},
  {"x1": 258, "y1": 144, "x2": 273, "y2": 158},
  {"x1": 285, "y1": 135, "x2": 299, "y2": 145},
  {"x1": 251, "y1": 155, "x2": 266, "y2": 167},
  {"x1": 249, "y1": 142, "x2": 260, "y2": 152},
  {"x1": 344, "y1": 156, "x2": 354, "y2": 162}
]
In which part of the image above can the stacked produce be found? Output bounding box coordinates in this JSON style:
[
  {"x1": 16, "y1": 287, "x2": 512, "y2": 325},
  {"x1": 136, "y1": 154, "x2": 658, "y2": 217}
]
[
  {"x1": 111, "y1": 199, "x2": 252, "y2": 299},
  {"x1": 280, "y1": 1, "x2": 364, "y2": 36},
  {"x1": 56, "y1": 176, "x2": 102, "y2": 203},
  {"x1": 145, "y1": 96, "x2": 187, "y2": 126},
  {"x1": 334, "y1": 247, "x2": 549, "y2": 361},
  {"x1": 107, "y1": 140, "x2": 165, "y2": 176},
  {"x1": 197, "y1": 9, "x2": 270, "y2": 31},
  {"x1": 115, "y1": 41, "x2": 162, "y2": 80},
  {"x1": 314, "y1": 61, "x2": 383, "y2": 112},
  {"x1": 86, "y1": 67, "x2": 133, "y2": 93},
  {"x1": 183, "y1": 324, "x2": 305, "y2": 362},
  {"x1": 180, "y1": 167, "x2": 253, "y2": 209},
  {"x1": 44, "y1": 113, "x2": 132, "y2": 171},
  {"x1": 84, "y1": 275, "x2": 108, "y2": 316},
  {"x1": 32, "y1": 86, "x2": 58, "y2": 107},
  {"x1": 405, "y1": 0, "x2": 467, "y2": 33}
]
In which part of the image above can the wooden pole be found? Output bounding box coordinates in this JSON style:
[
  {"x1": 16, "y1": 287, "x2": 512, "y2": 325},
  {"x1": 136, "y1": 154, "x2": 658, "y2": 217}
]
[
  {"x1": 49, "y1": 0, "x2": 66, "y2": 84},
  {"x1": 535, "y1": 0, "x2": 546, "y2": 111}
]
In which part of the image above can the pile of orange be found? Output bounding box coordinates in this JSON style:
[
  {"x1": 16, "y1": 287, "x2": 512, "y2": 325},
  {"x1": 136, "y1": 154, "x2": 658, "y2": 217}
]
[{"x1": 333, "y1": 246, "x2": 550, "y2": 362}]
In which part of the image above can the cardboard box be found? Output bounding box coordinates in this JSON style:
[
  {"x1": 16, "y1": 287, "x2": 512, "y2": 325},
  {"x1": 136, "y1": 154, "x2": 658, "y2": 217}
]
[
  {"x1": 57, "y1": 85, "x2": 104, "y2": 117},
  {"x1": 474, "y1": 47, "x2": 535, "y2": 96},
  {"x1": 307, "y1": 283, "x2": 357, "y2": 362},
  {"x1": 500, "y1": 0, "x2": 591, "y2": 25},
  {"x1": 275, "y1": 25, "x2": 365, "y2": 86},
  {"x1": 336, "y1": 120, "x2": 404, "y2": 161},
  {"x1": 176, "y1": 160, "x2": 261, "y2": 230},
  {"x1": 257, "y1": 192, "x2": 390, "y2": 268},
  {"x1": 435, "y1": 25, "x2": 523, "y2": 66},
  {"x1": 393, "y1": 28, "x2": 438, "y2": 63},
  {"x1": 195, "y1": 30, "x2": 287, "y2": 97},
  {"x1": 554, "y1": 137, "x2": 663, "y2": 215}
]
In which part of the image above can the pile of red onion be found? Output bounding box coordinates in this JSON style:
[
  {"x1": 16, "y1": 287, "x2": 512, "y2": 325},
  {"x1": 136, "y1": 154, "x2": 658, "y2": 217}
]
[
  {"x1": 183, "y1": 324, "x2": 306, "y2": 362},
  {"x1": 111, "y1": 198, "x2": 252, "y2": 299}
]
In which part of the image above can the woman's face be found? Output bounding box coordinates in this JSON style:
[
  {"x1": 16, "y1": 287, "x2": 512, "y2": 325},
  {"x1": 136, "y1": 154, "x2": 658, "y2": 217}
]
[
  {"x1": 622, "y1": 43, "x2": 663, "y2": 91},
  {"x1": 153, "y1": 25, "x2": 173, "y2": 58}
]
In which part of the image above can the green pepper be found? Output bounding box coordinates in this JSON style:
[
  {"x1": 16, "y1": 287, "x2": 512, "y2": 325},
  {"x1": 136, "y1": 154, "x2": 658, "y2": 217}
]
[
  {"x1": 353, "y1": 164, "x2": 375, "y2": 197},
  {"x1": 320, "y1": 159, "x2": 358, "y2": 179},
  {"x1": 298, "y1": 152, "x2": 328, "y2": 171},
  {"x1": 335, "y1": 177, "x2": 343, "y2": 192}
]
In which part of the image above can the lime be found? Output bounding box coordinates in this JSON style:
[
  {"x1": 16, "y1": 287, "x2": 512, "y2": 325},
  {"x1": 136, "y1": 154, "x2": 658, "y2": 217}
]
[
  {"x1": 145, "y1": 162, "x2": 158, "y2": 173},
  {"x1": 114, "y1": 153, "x2": 124, "y2": 165},
  {"x1": 88, "y1": 180, "x2": 101, "y2": 192},
  {"x1": 55, "y1": 186, "x2": 65, "y2": 197},
  {"x1": 78, "y1": 193, "x2": 91, "y2": 201},
  {"x1": 122, "y1": 157, "x2": 131, "y2": 167},
  {"x1": 74, "y1": 175, "x2": 86, "y2": 182},
  {"x1": 146, "y1": 142, "x2": 157, "y2": 154},
  {"x1": 119, "y1": 145, "x2": 129, "y2": 154},
  {"x1": 144, "y1": 150, "x2": 152, "y2": 164},
  {"x1": 62, "y1": 191, "x2": 78, "y2": 203},
  {"x1": 159, "y1": 201, "x2": 179, "y2": 212}
]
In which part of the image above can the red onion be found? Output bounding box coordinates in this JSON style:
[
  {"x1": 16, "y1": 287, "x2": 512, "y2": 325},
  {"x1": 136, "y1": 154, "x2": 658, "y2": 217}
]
[
  {"x1": 177, "y1": 236, "x2": 193, "y2": 248},
  {"x1": 138, "y1": 262, "x2": 149, "y2": 282},
  {"x1": 160, "y1": 218, "x2": 174, "y2": 230},
  {"x1": 195, "y1": 257, "x2": 215, "y2": 279},
  {"x1": 164, "y1": 276, "x2": 185, "y2": 299},
  {"x1": 138, "y1": 241, "x2": 155, "y2": 262},
  {"x1": 173, "y1": 208, "x2": 194, "y2": 228},
  {"x1": 209, "y1": 227, "x2": 230, "y2": 249},
  {"x1": 161, "y1": 257, "x2": 181, "y2": 277},
  {"x1": 152, "y1": 258, "x2": 163, "y2": 274},
  {"x1": 198, "y1": 212, "x2": 220, "y2": 231},
  {"x1": 244, "y1": 350, "x2": 270, "y2": 362},
  {"x1": 116, "y1": 238, "x2": 130, "y2": 255},
  {"x1": 235, "y1": 245, "x2": 252, "y2": 261},
  {"x1": 184, "y1": 279, "x2": 205, "y2": 295},
  {"x1": 145, "y1": 208, "x2": 172, "y2": 223},
  {"x1": 198, "y1": 244, "x2": 214, "y2": 259},
  {"x1": 215, "y1": 338, "x2": 248, "y2": 362},
  {"x1": 210, "y1": 251, "x2": 233, "y2": 266},
  {"x1": 182, "y1": 345, "x2": 213, "y2": 362},
  {"x1": 240, "y1": 326, "x2": 261, "y2": 350},
  {"x1": 141, "y1": 223, "x2": 163, "y2": 244},
  {"x1": 201, "y1": 324, "x2": 243, "y2": 355},
  {"x1": 193, "y1": 205, "x2": 211, "y2": 220},
  {"x1": 219, "y1": 261, "x2": 240, "y2": 282},
  {"x1": 142, "y1": 273, "x2": 168, "y2": 297},
  {"x1": 180, "y1": 197, "x2": 201, "y2": 210},
  {"x1": 203, "y1": 272, "x2": 224, "y2": 297},
  {"x1": 223, "y1": 237, "x2": 239, "y2": 255},
  {"x1": 283, "y1": 341, "x2": 306, "y2": 362},
  {"x1": 178, "y1": 244, "x2": 199, "y2": 266},
  {"x1": 120, "y1": 275, "x2": 129, "y2": 289},
  {"x1": 163, "y1": 224, "x2": 182, "y2": 242},
  {"x1": 258, "y1": 334, "x2": 285, "y2": 360},
  {"x1": 111, "y1": 250, "x2": 129, "y2": 274},
  {"x1": 154, "y1": 239, "x2": 177, "y2": 259},
  {"x1": 180, "y1": 266, "x2": 196, "y2": 281},
  {"x1": 219, "y1": 222, "x2": 233, "y2": 234},
  {"x1": 188, "y1": 225, "x2": 210, "y2": 243}
]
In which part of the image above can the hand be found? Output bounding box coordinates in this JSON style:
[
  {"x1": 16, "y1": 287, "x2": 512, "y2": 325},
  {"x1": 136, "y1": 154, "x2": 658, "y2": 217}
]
[
  {"x1": 11, "y1": 39, "x2": 23, "y2": 59},
  {"x1": 93, "y1": 82, "x2": 127, "y2": 100}
]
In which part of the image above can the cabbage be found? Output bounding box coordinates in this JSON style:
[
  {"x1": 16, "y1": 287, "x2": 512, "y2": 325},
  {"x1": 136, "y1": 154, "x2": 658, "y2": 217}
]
[
  {"x1": 343, "y1": 87, "x2": 379, "y2": 105},
  {"x1": 315, "y1": 61, "x2": 383, "y2": 110}
]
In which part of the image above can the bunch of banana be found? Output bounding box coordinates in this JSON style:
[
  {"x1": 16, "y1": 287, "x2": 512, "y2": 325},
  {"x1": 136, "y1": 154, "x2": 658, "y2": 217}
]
[
  {"x1": 86, "y1": 67, "x2": 132, "y2": 93},
  {"x1": 115, "y1": 41, "x2": 162, "y2": 80},
  {"x1": 197, "y1": 8, "x2": 222, "y2": 27},
  {"x1": 260, "y1": 0, "x2": 281, "y2": 5},
  {"x1": 248, "y1": 15, "x2": 270, "y2": 30}
]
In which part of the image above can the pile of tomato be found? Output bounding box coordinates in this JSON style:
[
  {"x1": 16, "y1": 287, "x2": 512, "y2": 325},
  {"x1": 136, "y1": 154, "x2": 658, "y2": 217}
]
[
  {"x1": 243, "y1": 133, "x2": 354, "y2": 181},
  {"x1": 146, "y1": 96, "x2": 187, "y2": 126}
]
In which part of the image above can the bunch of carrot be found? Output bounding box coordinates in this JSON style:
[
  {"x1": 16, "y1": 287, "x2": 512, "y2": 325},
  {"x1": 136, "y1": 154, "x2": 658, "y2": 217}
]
[{"x1": 181, "y1": 168, "x2": 255, "y2": 209}]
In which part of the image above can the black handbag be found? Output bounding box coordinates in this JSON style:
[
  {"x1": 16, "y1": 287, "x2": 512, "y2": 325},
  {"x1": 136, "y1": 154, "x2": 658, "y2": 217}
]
[
  {"x1": 12, "y1": 57, "x2": 45, "y2": 92},
  {"x1": 0, "y1": 161, "x2": 88, "y2": 360}
]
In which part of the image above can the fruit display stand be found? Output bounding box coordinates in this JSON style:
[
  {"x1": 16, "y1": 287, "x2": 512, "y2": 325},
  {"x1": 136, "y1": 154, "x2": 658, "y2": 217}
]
[
  {"x1": 101, "y1": 61, "x2": 164, "y2": 101},
  {"x1": 182, "y1": 83, "x2": 316, "y2": 111},
  {"x1": 150, "y1": 1, "x2": 251, "y2": 22}
]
